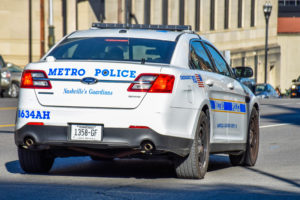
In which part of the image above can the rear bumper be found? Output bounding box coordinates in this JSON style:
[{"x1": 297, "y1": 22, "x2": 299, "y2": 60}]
[{"x1": 15, "y1": 125, "x2": 192, "y2": 157}]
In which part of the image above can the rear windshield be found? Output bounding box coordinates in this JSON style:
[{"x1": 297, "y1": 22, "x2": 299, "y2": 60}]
[{"x1": 48, "y1": 37, "x2": 176, "y2": 64}]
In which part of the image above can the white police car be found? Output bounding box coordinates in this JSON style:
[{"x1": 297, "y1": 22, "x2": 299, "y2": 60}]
[{"x1": 15, "y1": 23, "x2": 259, "y2": 179}]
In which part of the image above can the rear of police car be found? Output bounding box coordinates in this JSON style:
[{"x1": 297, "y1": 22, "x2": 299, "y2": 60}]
[{"x1": 15, "y1": 24, "x2": 196, "y2": 173}]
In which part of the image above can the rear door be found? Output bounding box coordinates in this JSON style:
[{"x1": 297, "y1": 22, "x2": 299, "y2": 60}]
[
  {"x1": 204, "y1": 42, "x2": 247, "y2": 142},
  {"x1": 189, "y1": 40, "x2": 229, "y2": 142}
]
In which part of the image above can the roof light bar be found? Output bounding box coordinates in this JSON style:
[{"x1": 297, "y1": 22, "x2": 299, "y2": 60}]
[{"x1": 91, "y1": 23, "x2": 192, "y2": 32}]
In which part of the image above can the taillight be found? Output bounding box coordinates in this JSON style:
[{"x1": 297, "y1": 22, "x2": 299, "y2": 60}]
[
  {"x1": 127, "y1": 73, "x2": 175, "y2": 93},
  {"x1": 21, "y1": 70, "x2": 52, "y2": 89}
]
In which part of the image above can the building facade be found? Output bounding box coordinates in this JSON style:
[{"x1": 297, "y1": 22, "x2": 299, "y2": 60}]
[
  {"x1": 277, "y1": 0, "x2": 300, "y2": 92},
  {"x1": 1, "y1": 0, "x2": 288, "y2": 90}
]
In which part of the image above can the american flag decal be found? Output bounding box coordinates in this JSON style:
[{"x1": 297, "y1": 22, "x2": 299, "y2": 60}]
[{"x1": 195, "y1": 74, "x2": 204, "y2": 87}]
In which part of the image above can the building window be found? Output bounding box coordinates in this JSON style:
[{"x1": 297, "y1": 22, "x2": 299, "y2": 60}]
[
  {"x1": 162, "y1": 0, "x2": 168, "y2": 25},
  {"x1": 237, "y1": 0, "x2": 242, "y2": 28},
  {"x1": 195, "y1": 0, "x2": 200, "y2": 31},
  {"x1": 144, "y1": 0, "x2": 151, "y2": 24},
  {"x1": 179, "y1": 0, "x2": 185, "y2": 25},
  {"x1": 279, "y1": 0, "x2": 300, "y2": 6},
  {"x1": 250, "y1": 0, "x2": 255, "y2": 27},
  {"x1": 224, "y1": 0, "x2": 229, "y2": 29},
  {"x1": 210, "y1": 0, "x2": 215, "y2": 30}
]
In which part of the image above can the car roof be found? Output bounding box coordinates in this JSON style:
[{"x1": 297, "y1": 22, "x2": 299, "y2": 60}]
[{"x1": 68, "y1": 29, "x2": 186, "y2": 42}]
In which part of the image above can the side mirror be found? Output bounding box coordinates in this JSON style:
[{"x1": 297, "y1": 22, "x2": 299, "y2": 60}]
[{"x1": 234, "y1": 66, "x2": 253, "y2": 78}]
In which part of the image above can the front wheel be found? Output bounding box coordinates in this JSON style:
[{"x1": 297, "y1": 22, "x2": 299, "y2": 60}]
[
  {"x1": 229, "y1": 107, "x2": 259, "y2": 166},
  {"x1": 175, "y1": 110, "x2": 210, "y2": 179}
]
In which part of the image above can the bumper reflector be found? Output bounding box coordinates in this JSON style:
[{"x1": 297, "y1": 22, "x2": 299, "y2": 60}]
[
  {"x1": 129, "y1": 126, "x2": 150, "y2": 129},
  {"x1": 26, "y1": 122, "x2": 44, "y2": 126}
]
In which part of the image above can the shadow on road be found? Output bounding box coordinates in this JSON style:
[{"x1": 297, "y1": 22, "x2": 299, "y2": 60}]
[
  {"x1": 0, "y1": 130, "x2": 14, "y2": 134},
  {"x1": 4, "y1": 155, "x2": 300, "y2": 199},
  {"x1": 5, "y1": 155, "x2": 231, "y2": 179},
  {"x1": 260, "y1": 104, "x2": 300, "y2": 126},
  {"x1": 0, "y1": 180, "x2": 299, "y2": 200},
  {"x1": 245, "y1": 167, "x2": 300, "y2": 188}
]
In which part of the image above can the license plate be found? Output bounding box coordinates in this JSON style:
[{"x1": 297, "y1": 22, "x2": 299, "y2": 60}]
[{"x1": 70, "y1": 124, "x2": 102, "y2": 141}]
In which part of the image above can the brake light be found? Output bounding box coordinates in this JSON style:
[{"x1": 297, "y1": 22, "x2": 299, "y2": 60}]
[
  {"x1": 127, "y1": 73, "x2": 175, "y2": 93},
  {"x1": 21, "y1": 70, "x2": 52, "y2": 89}
]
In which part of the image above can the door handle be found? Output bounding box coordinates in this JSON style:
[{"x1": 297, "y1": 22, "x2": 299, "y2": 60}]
[
  {"x1": 227, "y1": 83, "x2": 234, "y2": 90},
  {"x1": 205, "y1": 79, "x2": 214, "y2": 87}
]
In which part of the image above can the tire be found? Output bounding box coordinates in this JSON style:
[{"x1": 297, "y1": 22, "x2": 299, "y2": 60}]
[
  {"x1": 18, "y1": 147, "x2": 54, "y2": 173},
  {"x1": 8, "y1": 83, "x2": 19, "y2": 98},
  {"x1": 229, "y1": 107, "x2": 259, "y2": 166},
  {"x1": 175, "y1": 110, "x2": 210, "y2": 179}
]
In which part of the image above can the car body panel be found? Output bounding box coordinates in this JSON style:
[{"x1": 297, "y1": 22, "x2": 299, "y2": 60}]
[{"x1": 15, "y1": 27, "x2": 259, "y2": 157}]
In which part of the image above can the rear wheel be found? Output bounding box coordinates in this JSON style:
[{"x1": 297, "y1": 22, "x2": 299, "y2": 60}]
[
  {"x1": 175, "y1": 110, "x2": 210, "y2": 179},
  {"x1": 18, "y1": 147, "x2": 54, "y2": 173},
  {"x1": 229, "y1": 108, "x2": 259, "y2": 166}
]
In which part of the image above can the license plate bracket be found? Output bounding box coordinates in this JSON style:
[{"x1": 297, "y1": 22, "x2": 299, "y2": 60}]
[{"x1": 69, "y1": 124, "x2": 103, "y2": 142}]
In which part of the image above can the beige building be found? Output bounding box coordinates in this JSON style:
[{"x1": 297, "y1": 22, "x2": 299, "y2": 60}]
[{"x1": 1, "y1": 0, "x2": 294, "y2": 92}]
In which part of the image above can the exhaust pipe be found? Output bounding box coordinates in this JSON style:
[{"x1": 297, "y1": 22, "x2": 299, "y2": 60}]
[
  {"x1": 24, "y1": 137, "x2": 35, "y2": 148},
  {"x1": 141, "y1": 141, "x2": 154, "y2": 153}
]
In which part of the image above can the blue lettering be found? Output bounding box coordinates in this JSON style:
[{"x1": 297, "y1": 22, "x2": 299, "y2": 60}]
[
  {"x1": 102, "y1": 69, "x2": 109, "y2": 76},
  {"x1": 25, "y1": 110, "x2": 30, "y2": 118},
  {"x1": 110, "y1": 69, "x2": 116, "y2": 77},
  {"x1": 43, "y1": 111, "x2": 50, "y2": 120},
  {"x1": 71, "y1": 69, "x2": 77, "y2": 76},
  {"x1": 117, "y1": 70, "x2": 121, "y2": 77},
  {"x1": 35, "y1": 111, "x2": 42, "y2": 119},
  {"x1": 65, "y1": 68, "x2": 71, "y2": 76},
  {"x1": 121, "y1": 70, "x2": 129, "y2": 77},
  {"x1": 78, "y1": 69, "x2": 86, "y2": 76},
  {"x1": 95, "y1": 69, "x2": 101, "y2": 76},
  {"x1": 30, "y1": 111, "x2": 35, "y2": 119},
  {"x1": 58, "y1": 68, "x2": 63, "y2": 76},
  {"x1": 130, "y1": 71, "x2": 136, "y2": 78},
  {"x1": 48, "y1": 68, "x2": 57, "y2": 76}
]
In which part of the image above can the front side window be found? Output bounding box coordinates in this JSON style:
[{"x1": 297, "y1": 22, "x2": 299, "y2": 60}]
[
  {"x1": 48, "y1": 37, "x2": 176, "y2": 64},
  {"x1": 190, "y1": 41, "x2": 214, "y2": 72},
  {"x1": 204, "y1": 43, "x2": 231, "y2": 77}
]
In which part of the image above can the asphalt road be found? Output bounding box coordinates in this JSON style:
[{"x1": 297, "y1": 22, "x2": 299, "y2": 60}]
[{"x1": 0, "y1": 98, "x2": 299, "y2": 200}]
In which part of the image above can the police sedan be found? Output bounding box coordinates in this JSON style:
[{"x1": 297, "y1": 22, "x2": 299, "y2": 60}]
[{"x1": 15, "y1": 23, "x2": 259, "y2": 179}]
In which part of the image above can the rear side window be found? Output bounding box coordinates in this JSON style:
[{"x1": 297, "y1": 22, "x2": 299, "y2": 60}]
[
  {"x1": 190, "y1": 41, "x2": 214, "y2": 72},
  {"x1": 48, "y1": 37, "x2": 176, "y2": 64},
  {"x1": 204, "y1": 43, "x2": 232, "y2": 77}
]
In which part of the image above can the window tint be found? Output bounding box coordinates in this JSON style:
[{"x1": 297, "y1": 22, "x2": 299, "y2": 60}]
[
  {"x1": 190, "y1": 41, "x2": 214, "y2": 72},
  {"x1": 204, "y1": 43, "x2": 231, "y2": 77},
  {"x1": 48, "y1": 37, "x2": 176, "y2": 64}
]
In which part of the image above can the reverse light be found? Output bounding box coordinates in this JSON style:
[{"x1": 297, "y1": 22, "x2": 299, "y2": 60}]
[
  {"x1": 127, "y1": 73, "x2": 175, "y2": 93},
  {"x1": 21, "y1": 70, "x2": 52, "y2": 89},
  {"x1": 292, "y1": 85, "x2": 297, "y2": 89}
]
